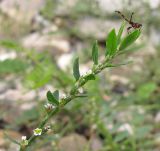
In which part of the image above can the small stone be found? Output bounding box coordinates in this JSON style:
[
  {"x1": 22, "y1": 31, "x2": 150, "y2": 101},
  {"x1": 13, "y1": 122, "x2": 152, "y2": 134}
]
[
  {"x1": 0, "y1": 51, "x2": 17, "y2": 61},
  {"x1": 110, "y1": 75, "x2": 129, "y2": 84},
  {"x1": 0, "y1": 130, "x2": 21, "y2": 150},
  {"x1": 76, "y1": 17, "x2": 121, "y2": 40},
  {"x1": 58, "y1": 133, "x2": 87, "y2": 151},
  {"x1": 0, "y1": 0, "x2": 45, "y2": 24},
  {"x1": 90, "y1": 137, "x2": 103, "y2": 151},
  {"x1": 155, "y1": 112, "x2": 160, "y2": 123},
  {"x1": 148, "y1": 0, "x2": 160, "y2": 9},
  {"x1": 97, "y1": 0, "x2": 123, "y2": 13},
  {"x1": 22, "y1": 33, "x2": 70, "y2": 53},
  {"x1": 118, "y1": 123, "x2": 133, "y2": 135},
  {"x1": 57, "y1": 53, "x2": 73, "y2": 70}
]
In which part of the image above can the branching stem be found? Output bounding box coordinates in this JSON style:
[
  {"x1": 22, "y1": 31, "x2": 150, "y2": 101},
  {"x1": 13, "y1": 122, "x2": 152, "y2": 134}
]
[{"x1": 19, "y1": 57, "x2": 112, "y2": 151}]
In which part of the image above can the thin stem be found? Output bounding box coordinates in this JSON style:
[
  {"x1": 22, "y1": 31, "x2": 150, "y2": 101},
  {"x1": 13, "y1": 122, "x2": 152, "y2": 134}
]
[{"x1": 19, "y1": 57, "x2": 113, "y2": 151}]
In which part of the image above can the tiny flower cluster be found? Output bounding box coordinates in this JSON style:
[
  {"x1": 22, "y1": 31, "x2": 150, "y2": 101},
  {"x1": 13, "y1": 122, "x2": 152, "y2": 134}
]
[
  {"x1": 21, "y1": 136, "x2": 28, "y2": 146},
  {"x1": 78, "y1": 87, "x2": 84, "y2": 93},
  {"x1": 44, "y1": 125, "x2": 51, "y2": 131},
  {"x1": 44, "y1": 103, "x2": 56, "y2": 110},
  {"x1": 83, "y1": 69, "x2": 92, "y2": 77},
  {"x1": 61, "y1": 93, "x2": 67, "y2": 99}
]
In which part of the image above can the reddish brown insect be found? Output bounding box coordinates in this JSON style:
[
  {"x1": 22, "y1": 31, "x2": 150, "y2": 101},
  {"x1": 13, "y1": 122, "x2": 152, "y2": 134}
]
[{"x1": 115, "y1": 11, "x2": 142, "y2": 33}]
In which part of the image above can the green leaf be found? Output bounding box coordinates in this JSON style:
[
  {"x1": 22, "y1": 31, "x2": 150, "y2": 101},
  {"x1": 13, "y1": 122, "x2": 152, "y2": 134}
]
[
  {"x1": 75, "y1": 94, "x2": 88, "y2": 98},
  {"x1": 118, "y1": 43, "x2": 144, "y2": 55},
  {"x1": 73, "y1": 57, "x2": 80, "y2": 81},
  {"x1": 119, "y1": 30, "x2": 141, "y2": 51},
  {"x1": 137, "y1": 82, "x2": 156, "y2": 101},
  {"x1": 115, "y1": 131, "x2": 129, "y2": 142},
  {"x1": 92, "y1": 40, "x2": 99, "y2": 65},
  {"x1": 0, "y1": 40, "x2": 22, "y2": 51},
  {"x1": 25, "y1": 61, "x2": 53, "y2": 89},
  {"x1": 53, "y1": 90, "x2": 59, "y2": 101},
  {"x1": 0, "y1": 59, "x2": 27, "y2": 74},
  {"x1": 117, "y1": 21, "x2": 125, "y2": 45},
  {"x1": 135, "y1": 125, "x2": 152, "y2": 139},
  {"x1": 85, "y1": 74, "x2": 96, "y2": 81},
  {"x1": 106, "y1": 61, "x2": 133, "y2": 67},
  {"x1": 15, "y1": 108, "x2": 39, "y2": 125},
  {"x1": 105, "y1": 29, "x2": 117, "y2": 56},
  {"x1": 47, "y1": 91, "x2": 59, "y2": 106}
]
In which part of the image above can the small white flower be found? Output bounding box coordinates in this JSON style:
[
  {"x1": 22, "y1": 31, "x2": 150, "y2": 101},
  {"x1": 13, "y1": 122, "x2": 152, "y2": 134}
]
[
  {"x1": 83, "y1": 73, "x2": 87, "y2": 77},
  {"x1": 21, "y1": 136, "x2": 27, "y2": 141},
  {"x1": 83, "y1": 69, "x2": 92, "y2": 77},
  {"x1": 44, "y1": 103, "x2": 55, "y2": 110},
  {"x1": 45, "y1": 125, "x2": 51, "y2": 131},
  {"x1": 61, "y1": 93, "x2": 67, "y2": 99},
  {"x1": 33, "y1": 128, "x2": 42, "y2": 136},
  {"x1": 87, "y1": 69, "x2": 92, "y2": 74},
  {"x1": 21, "y1": 136, "x2": 28, "y2": 146},
  {"x1": 78, "y1": 87, "x2": 84, "y2": 93},
  {"x1": 45, "y1": 125, "x2": 51, "y2": 130}
]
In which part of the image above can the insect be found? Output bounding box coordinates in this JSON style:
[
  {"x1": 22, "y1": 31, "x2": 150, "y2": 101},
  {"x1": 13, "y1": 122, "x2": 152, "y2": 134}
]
[{"x1": 115, "y1": 11, "x2": 142, "y2": 33}]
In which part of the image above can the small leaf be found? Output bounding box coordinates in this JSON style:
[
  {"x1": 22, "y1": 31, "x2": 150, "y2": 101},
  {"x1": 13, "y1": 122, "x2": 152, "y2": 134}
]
[
  {"x1": 53, "y1": 90, "x2": 59, "y2": 101},
  {"x1": 0, "y1": 59, "x2": 27, "y2": 74},
  {"x1": 118, "y1": 43, "x2": 144, "y2": 55},
  {"x1": 106, "y1": 61, "x2": 133, "y2": 67},
  {"x1": 75, "y1": 94, "x2": 88, "y2": 98},
  {"x1": 85, "y1": 74, "x2": 96, "y2": 81},
  {"x1": 135, "y1": 125, "x2": 152, "y2": 139},
  {"x1": 137, "y1": 82, "x2": 156, "y2": 101},
  {"x1": 115, "y1": 131, "x2": 129, "y2": 142},
  {"x1": 73, "y1": 57, "x2": 80, "y2": 81},
  {"x1": 117, "y1": 21, "x2": 125, "y2": 45},
  {"x1": 47, "y1": 91, "x2": 59, "y2": 106},
  {"x1": 0, "y1": 40, "x2": 22, "y2": 51},
  {"x1": 105, "y1": 29, "x2": 117, "y2": 56},
  {"x1": 119, "y1": 30, "x2": 141, "y2": 51},
  {"x1": 92, "y1": 40, "x2": 99, "y2": 65}
]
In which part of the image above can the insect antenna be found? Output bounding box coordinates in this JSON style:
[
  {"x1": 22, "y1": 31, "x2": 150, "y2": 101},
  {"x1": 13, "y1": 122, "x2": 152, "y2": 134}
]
[
  {"x1": 115, "y1": 11, "x2": 129, "y2": 22},
  {"x1": 130, "y1": 12, "x2": 134, "y2": 22}
]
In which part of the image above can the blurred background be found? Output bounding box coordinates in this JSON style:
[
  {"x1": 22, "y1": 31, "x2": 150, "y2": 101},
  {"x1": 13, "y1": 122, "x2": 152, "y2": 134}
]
[{"x1": 0, "y1": 0, "x2": 160, "y2": 151}]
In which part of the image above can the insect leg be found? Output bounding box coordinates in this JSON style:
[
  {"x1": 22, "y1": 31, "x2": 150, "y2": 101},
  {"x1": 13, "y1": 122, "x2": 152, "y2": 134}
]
[
  {"x1": 115, "y1": 11, "x2": 129, "y2": 22},
  {"x1": 130, "y1": 12, "x2": 134, "y2": 22},
  {"x1": 127, "y1": 26, "x2": 132, "y2": 34}
]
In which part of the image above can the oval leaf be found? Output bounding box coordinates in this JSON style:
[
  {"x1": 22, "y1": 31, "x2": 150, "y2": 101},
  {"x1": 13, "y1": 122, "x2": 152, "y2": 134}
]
[
  {"x1": 105, "y1": 29, "x2": 117, "y2": 56},
  {"x1": 92, "y1": 40, "x2": 99, "y2": 65},
  {"x1": 47, "y1": 91, "x2": 59, "y2": 106},
  {"x1": 117, "y1": 21, "x2": 125, "y2": 45},
  {"x1": 73, "y1": 57, "x2": 80, "y2": 81},
  {"x1": 53, "y1": 90, "x2": 59, "y2": 101},
  {"x1": 119, "y1": 30, "x2": 141, "y2": 51},
  {"x1": 0, "y1": 40, "x2": 22, "y2": 51},
  {"x1": 85, "y1": 74, "x2": 96, "y2": 81}
]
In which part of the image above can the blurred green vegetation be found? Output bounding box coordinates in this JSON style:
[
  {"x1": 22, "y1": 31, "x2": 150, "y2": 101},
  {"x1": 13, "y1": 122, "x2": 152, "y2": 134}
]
[
  {"x1": 1, "y1": 40, "x2": 159, "y2": 151},
  {"x1": 0, "y1": 0, "x2": 160, "y2": 151}
]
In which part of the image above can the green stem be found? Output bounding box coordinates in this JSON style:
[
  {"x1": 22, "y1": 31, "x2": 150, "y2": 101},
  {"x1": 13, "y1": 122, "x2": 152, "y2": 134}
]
[{"x1": 19, "y1": 57, "x2": 113, "y2": 151}]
